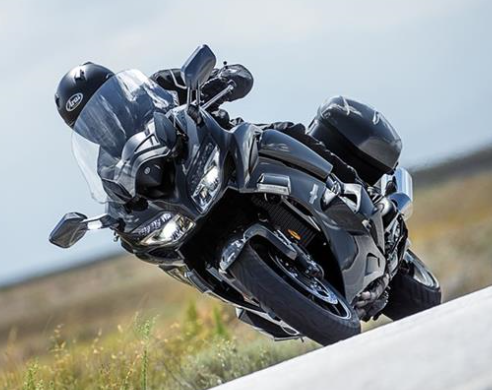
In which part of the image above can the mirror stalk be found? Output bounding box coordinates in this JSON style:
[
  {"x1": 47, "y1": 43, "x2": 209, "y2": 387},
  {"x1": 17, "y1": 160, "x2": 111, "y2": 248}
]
[
  {"x1": 49, "y1": 212, "x2": 119, "y2": 249},
  {"x1": 180, "y1": 44, "x2": 217, "y2": 124}
]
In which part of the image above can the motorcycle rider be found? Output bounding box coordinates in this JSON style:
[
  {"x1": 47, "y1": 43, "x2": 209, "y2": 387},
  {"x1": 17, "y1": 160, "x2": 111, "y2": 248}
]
[{"x1": 54, "y1": 61, "x2": 361, "y2": 202}]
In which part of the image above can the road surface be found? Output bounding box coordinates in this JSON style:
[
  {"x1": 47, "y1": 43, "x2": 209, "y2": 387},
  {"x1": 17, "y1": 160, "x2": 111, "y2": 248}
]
[{"x1": 213, "y1": 287, "x2": 492, "y2": 390}]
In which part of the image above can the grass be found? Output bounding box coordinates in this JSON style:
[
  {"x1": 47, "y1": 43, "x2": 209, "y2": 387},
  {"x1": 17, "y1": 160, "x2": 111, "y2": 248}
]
[
  {"x1": 1, "y1": 302, "x2": 316, "y2": 390},
  {"x1": 1, "y1": 170, "x2": 492, "y2": 389},
  {"x1": 409, "y1": 171, "x2": 492, "y2": 299}
]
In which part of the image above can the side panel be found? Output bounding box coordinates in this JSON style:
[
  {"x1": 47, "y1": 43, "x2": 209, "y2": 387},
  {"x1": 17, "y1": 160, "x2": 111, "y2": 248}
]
[
  {"x1": 241, "y1": 158, "x2": 385, "y2": 302},
  {"x1": 259, "y1": 130, "x2": 333, "y2": 180}
]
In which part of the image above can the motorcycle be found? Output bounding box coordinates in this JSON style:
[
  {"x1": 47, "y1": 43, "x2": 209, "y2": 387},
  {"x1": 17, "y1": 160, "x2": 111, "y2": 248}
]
[{"x1": 49, "y1": 45, "x2": 441, "y2": 345}]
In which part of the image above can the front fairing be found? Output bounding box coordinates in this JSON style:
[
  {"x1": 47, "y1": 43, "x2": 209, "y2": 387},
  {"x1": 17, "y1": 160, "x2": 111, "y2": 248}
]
[
  {"x1": 107, "y1": 107, "x2": 235, "y2": 252},
  {"x1": 146, "y1": 107, "x2": 234, "y2": 217}
]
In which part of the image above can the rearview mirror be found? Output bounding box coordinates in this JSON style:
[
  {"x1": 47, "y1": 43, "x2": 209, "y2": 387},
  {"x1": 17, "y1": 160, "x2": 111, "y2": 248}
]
[
  {"x1": 49, "y1": 212, "x2": 119, "y2": 248},
  {"x1": 49, "y1": 212, "x2": 88, "y2": 248},
  {"x1": 180, "y1": 44, "x2": 216, "y2": 90}
]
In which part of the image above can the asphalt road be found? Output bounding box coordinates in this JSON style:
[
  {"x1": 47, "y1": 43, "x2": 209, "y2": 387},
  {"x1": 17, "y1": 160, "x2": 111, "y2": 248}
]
[{"x1": 214, "y1": 286, "x2": 492, "y2": 390}]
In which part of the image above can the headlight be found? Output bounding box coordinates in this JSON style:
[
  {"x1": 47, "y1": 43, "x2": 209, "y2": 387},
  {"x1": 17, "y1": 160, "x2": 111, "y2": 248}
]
[
  {"x1": 191, "y1": 146, "x2": 222, "y2": 211},
  {"x1": 138, "y1": 213, "x2": 195, "y2": 247}
]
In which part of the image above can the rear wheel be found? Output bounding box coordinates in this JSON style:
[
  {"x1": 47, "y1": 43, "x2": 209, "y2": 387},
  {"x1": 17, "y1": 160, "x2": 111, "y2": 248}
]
[
  {"x1": 383, "y1": 250, "x2": 441, "y2": 321},
  {"x1": 229, "y1": 242, "x2": 360, "y2": 345}
]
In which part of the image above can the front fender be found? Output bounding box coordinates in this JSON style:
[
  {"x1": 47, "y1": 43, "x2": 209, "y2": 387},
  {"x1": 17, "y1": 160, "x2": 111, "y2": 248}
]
[{"x1": 219, "y1": 223, "x2": 297, "y2": 274}]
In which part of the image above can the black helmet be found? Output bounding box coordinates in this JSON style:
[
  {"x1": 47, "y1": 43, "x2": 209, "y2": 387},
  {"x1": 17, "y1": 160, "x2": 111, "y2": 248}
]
[{"x1": 54, "y1": 62, "x2": 115, "y2": 128}]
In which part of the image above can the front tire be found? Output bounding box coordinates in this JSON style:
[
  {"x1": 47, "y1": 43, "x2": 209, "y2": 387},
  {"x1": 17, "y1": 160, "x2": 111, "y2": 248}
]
[
  {"x1": 229, "y1": 242, "x2": 360, "y2": 345},
  {"x1": 383, "y1": 250, "x2": 441, "y2": 321}
]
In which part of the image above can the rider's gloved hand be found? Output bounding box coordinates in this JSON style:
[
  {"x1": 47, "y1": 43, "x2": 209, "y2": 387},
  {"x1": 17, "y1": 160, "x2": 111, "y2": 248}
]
[
  {"x1": 201, "y1": 76, "x2": 230, "y2": 110},
  {"x1": 202, "y1": 64, "x2": 254, "y2": 109}
]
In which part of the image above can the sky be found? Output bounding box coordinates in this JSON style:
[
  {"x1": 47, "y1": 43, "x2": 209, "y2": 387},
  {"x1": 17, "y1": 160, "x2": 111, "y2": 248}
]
[{"x1": 0, "y1": 0, "x2": 491, "y2": 284}]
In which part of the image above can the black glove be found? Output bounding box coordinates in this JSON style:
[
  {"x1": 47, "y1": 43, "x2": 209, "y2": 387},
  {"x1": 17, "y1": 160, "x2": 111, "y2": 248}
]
[
  {"x1": 201, "y1": 76, "x2": 230, "y2": 109},
  {"x1": 202, "y1": 64, "x2": 254, "y2": 109}
]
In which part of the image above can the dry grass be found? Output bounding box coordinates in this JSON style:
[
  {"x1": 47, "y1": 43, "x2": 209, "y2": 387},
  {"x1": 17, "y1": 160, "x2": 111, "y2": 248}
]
[
  {"x1": 409, "y1": 172, "x2": 492, "y2": 299},
  {"x1": 0, "y1": 256, "x2": 199, "y2": 370},
  {"x1": 1, "y1": 302, "x2": 316, "y2": 390}
]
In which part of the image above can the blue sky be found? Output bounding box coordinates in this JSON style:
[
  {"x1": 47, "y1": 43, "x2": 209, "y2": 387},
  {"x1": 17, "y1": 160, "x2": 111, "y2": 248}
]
[{"x1": 0, "y1": 0, "x2": 491, "y2": 283}]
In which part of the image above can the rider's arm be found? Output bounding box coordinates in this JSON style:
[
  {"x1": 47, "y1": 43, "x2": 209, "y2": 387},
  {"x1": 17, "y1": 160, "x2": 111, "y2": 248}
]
[
  {"x1": 150, "y1": 64, "x2": 254, "y2": 108},
  {"x1": 150, "y1": 68, "x2": 188, "y2": 104}
]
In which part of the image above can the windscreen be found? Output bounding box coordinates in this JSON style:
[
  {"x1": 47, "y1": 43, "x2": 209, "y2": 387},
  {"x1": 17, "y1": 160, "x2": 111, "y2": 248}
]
[{"x1": 72, "y1": 69, "x2": 177, "y2": 203}]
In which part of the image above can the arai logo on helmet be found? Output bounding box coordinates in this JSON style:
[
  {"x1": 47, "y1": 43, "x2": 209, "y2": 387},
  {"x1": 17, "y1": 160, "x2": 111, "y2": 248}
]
[{"x1": 66, "y1": 93, "x2": 83, "y2": 112}]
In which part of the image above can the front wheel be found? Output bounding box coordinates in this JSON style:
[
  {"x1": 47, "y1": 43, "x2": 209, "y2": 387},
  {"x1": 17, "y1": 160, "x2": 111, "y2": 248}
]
[
  {"x1": 383, "y1": 250, "x2": 441, "y2": 321},
  {"x1": 229, "y1": 242, "x2": 360, "y2": 345}
]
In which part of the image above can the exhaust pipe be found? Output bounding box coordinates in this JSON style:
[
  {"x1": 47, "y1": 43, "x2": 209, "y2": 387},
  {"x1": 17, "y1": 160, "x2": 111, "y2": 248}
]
[{"x1": 380, "y1": 167, "x2": 413, "y2": 221}]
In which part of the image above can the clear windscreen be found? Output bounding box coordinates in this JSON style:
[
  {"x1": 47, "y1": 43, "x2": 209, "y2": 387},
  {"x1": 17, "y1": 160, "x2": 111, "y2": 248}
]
[{"x1": 72, "y1": 69, "x2": 177, "y2": 203}]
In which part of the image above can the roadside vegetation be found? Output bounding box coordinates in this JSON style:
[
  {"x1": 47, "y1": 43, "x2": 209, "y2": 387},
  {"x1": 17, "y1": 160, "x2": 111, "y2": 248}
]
[
  {"x1": 1, "y1": 169, "x2": 491, "y2": 389},
  {"x1": 1, "y1": 302, "x2": 316, "y2": 390}
]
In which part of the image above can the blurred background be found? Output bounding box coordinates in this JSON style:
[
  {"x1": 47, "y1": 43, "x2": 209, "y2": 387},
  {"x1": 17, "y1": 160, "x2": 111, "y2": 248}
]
[{"x1": 1, "y1": 0, "x2": 491, "y2": 388}]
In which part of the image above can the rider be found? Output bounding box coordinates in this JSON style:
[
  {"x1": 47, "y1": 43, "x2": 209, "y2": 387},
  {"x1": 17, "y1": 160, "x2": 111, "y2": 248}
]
[{"x1": 55, "y1": 62, "x2": 360, "y2": 195}]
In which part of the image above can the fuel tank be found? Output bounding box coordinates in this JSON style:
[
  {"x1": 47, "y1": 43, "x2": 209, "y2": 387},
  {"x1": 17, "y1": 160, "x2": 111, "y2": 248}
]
[{"x1": 307, "y1": 96, "x2": 402, "y2": 185}]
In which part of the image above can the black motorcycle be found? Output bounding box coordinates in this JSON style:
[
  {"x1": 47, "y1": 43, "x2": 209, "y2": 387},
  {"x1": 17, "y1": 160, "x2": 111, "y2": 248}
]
[{"x1": 50, "y1": 45, "x2": 441, "y2": 345}]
